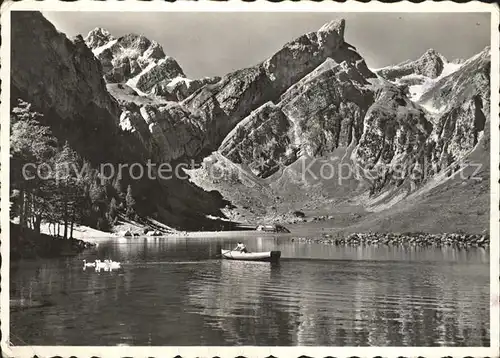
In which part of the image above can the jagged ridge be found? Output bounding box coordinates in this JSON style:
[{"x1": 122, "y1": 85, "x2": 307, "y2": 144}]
[{"x1": 11, "y1": 12, "x2": 491, "y2": 233}]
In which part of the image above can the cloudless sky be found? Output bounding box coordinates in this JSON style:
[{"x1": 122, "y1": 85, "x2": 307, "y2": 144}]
[{"x1": 42, "y1": 11, "x2": 491, "y2": 79}]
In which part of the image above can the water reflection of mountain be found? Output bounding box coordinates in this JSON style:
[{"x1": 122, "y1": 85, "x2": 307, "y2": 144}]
[
  {"x1": 185, "y1": 260, "x2": 299, "y2": 345},
  {"x1": 185, "y1": 256, "x2": 489, "y2": 346},
  {"x1": 10, "y1": 239, "x2": 490, "y2": 346},
  {"x1": 90, "y1": 236, "x2": 490, "y2": 264}
]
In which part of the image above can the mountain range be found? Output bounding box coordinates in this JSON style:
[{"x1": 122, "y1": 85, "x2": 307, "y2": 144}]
[{"x1": 10, "y1": 12, "x2": 491, "y2": 234}]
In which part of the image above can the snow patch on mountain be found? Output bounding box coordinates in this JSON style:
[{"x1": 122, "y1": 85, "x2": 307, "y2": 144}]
[
  {"x1": 126, "y1": 61, "x2": 158, "y2": 89},
  {"x1": 85, "y1": 27, "x2": 115, "y2": 50},
  {"x1": 419, "y1": 100, "x2": 447, "y2": 116},
  {"x1": 167, "y1": 76, "x2": 193, "y2": 90},
  {"x1": 92, "y1": 39, "x2": 118, "y2": 57},
  {"x1": 440, "y1": 61, "x2": 462, "y2": 77},
  {"x1": 382, "y1": 54, "x2": 465, "y2": 103},
  {"x1": 374, "y1": 49, "x2": 467, "y2": 103}
]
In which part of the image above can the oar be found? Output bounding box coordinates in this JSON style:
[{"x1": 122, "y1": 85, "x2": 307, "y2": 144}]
[{"x1": 214, "y1": 245, "x2": 237, "y2": 258}]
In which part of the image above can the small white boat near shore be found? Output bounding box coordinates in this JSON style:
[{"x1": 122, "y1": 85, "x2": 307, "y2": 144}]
[{"x1": 221, "y1": 249, "x2": 281, "y2": 262}]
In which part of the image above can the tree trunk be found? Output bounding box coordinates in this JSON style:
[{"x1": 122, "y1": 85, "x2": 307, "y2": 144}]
[
  {"x1": 34, "y1": 215, "x2": 42, "y2": 236},
  {"x1": 19, "y1": 188, "x2": 25, "y2": 233},
  {"x1": 30, "y1": 193, "x2": 36, "y2": 230},
  {"x1": 24, "y1": 192, "x2": 31, "y2": 229},
  {"x1": 70, "y1": 209, "x2": 75, "y2": 239},
  {"x1": 63, "y1": 202, "x2": 68, "y2": 240}
]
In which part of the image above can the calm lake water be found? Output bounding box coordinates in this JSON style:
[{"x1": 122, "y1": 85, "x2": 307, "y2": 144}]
[{"x1": 10, "y1": 235, "x2": 490, "y2": 346}]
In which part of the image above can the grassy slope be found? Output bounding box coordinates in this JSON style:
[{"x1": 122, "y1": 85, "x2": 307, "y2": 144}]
[
  {"x1": 190, "y1": 130, "x2": 489, "y2": 234},
  {"x1": 269, "y1": 144, "x2": 369, "y2": 215},
  {"x1": 188, "y1": 146, "x2": 371, "y2": 226},
  {"x1": 186, "y1": 153, "x2": 277, "y2": 223}
]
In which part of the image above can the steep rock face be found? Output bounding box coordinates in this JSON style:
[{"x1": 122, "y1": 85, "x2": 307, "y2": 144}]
[
  {"x1": 85, "y1": 27, "x2": 115, "y2": 49},
  {"x1": 130, "y1": 58, "x2": 185, "y2": 92},
  {"x1": 421, "y1": 47, "x2": 490, "y2": 167},
  {"x1": 174, "y1": 19, "x2": 374, "y2": 164},
  {"x1": 263, "y1": 19, "x2": 375, "y2": 94},
  {"x1": 184, "y1": 66, "x2": 276, "y2": 128},
  {"x1": 85, "y1": 30, "x2": 186, "y2": 93},
  {"x1": 11, "y1": 12, "x2": 121, "y2": 162},
  {"x1": 369, "y1": 47, "x2": 490, "y2": 187},
  {"x1": 216, "y1": 46, "x2": 489, "y2": 198},
  {"x1": 89, "y1": 18, "x2": 377, "y2": 165},
  {"x1": 376, "y1": 50, "x2": 464, "y2": 103},
  {"x1": 218, "y1": 58, "x2": 375, "y2": 177},
  {"x1": 118, "y1": 100, "x2": 211, "y2": 162},
  {"x1": 166, "y1": 66, "x2": 277, "y2": 161},
  {"x1": 85, "y1": 28, "x2": 219, "y2": 102},
  {"x1": 152, "y1": 76, "x2": 222, "y2": 101},
  {"x1": 182, "y1": 35, "x2": 489, "y2": 232},
  {"x1": 356, "y1": 85, "x2": 432, "y2": 166},
  {"x1": 218, "y1": 59, "x2": 434, "y2": 184},
  {"x1": 219, "y1": 102, "x2": 296, "y2": 177},
  {"x1": 280, "y1": 58, "x2": 374, "y2": 156},
  {"x1": 11, "y1": 12, "x2": 232, "y2": 231},
  {"x1": 139, "y1": 102, "x2": 207, "y2": 160},
  {"x1": 419, "y1": 47, "x2": 490, "y2": 115},
  {"x1": 376, "y1": 49, "x2": 446, "y2": 81},
  {"x1": 355, "y1": 85, "x2": 433, "y2": 192},
  {"x1": 12, "y1": 15, "x2": 120, "y2": 123}
]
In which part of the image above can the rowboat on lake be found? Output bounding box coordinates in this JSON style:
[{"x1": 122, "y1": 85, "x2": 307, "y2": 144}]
[{"x1": 220, "y1": 249, "x2": 281, "y2": 262}]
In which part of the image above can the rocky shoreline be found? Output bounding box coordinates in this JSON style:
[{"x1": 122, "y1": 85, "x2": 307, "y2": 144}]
[
  {"x1": 294, "y1": 232, "x2": 490, "y2": 248},
  {"x1": 11, "y1": 236, "x2": 97, "y2": 261},
  {"x1": 10, "y1": 223, "x2": 97, "y2": 261}
]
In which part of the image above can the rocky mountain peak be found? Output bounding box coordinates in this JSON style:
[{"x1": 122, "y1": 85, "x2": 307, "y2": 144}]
[
  {"x1": 420, "y1": 48, "x2": 447, "y2": 64},
  {"x1": 422, "y1": 48, "x2": 439, "y2": 57},
  {"x1": 115, "y1": 33, "x2": 166, "y2": 60},
  {"x1": 317, "y1": 18, "x2": 345, "y2": 47},
  {"x1": 262, "y1": 18, "x2": 373, "y2": 94},
  {"x1": 415, "y1": 48, "x2": 447, "y2": 77},
  {"x1": 451, "y1": 58, "x2": 465, "y2": 65},
  {"x1": 11, "y1": 11, "x2": 121, "y2": 148},
  {"x1": 415, "y1": 49, "x2": 448, "y2": 78},
  {"x1": 478, "y1": 45, "x2": 490, "y2": 59},
  {"x1": 84, "y1": 27, "x2": 116, "y2": 49},
  {"x1": 84, "y1": 29, "x2": 185, "y2": 94},
  {"x1": 376, "y1": 47, "x2": 448, "y2": 81}
]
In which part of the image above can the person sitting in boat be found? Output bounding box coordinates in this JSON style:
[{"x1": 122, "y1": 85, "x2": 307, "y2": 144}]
[{"x1": 235, "y1": 242, "x2": 248, "y2": 253}]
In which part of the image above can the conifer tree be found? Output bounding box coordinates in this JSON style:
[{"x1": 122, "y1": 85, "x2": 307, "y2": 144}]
[{"x1": 125, "y1": 185, "x2": 136, "y2": 217}]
